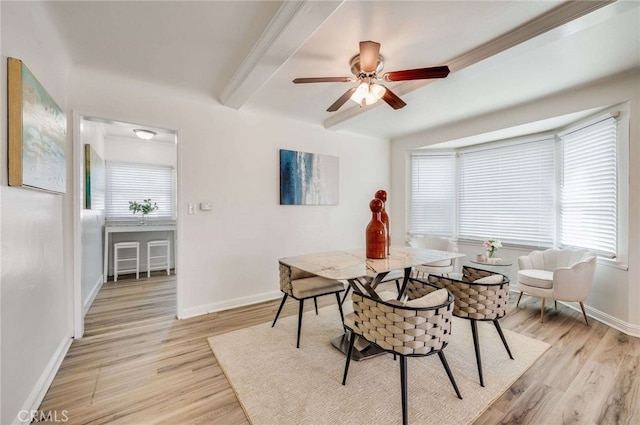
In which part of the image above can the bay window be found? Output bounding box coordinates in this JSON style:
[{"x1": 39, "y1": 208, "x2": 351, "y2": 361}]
[{"x1": 410, "y1": 112, "x2": 622, "y2": 259}]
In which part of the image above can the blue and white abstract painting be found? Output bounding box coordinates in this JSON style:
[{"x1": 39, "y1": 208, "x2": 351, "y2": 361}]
[{"x1": 280, "y1": 149, "x2": 339, "y2": 205}]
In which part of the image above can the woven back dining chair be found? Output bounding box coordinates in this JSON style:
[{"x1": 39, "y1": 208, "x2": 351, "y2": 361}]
[
  {"x1": 342, "y1": 282, "x2": 462, "y2": 425},
  {"x1": 272, "y1": 262, "x2": 345, "y2": 348},
  {"x1": 407, "y1": 265, "x2": 513, "y2": 387}
]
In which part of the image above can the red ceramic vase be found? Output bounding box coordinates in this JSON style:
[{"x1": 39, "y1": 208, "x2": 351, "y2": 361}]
[
  {"x1": 375, "y1": 190, "x2": 390, "y2": 254},
  {"x1": 366, "y1": 198, "x2": 387, "y2": 259}
]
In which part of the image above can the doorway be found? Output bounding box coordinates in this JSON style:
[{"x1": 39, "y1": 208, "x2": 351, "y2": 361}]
[{"x1": 73, "y1": 114, "x2": 178, "y2": 337}]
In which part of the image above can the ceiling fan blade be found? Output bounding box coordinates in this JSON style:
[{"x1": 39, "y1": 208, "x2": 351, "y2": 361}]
[
  {"x1": 383, "y1": 66, "x2": 450, "y2": 82},
  {"x1": 381, "y1": 86, "x2": 407, "y2": 110},
  {"x1": 327, "y1": 87, "x2": 357, "y2": 112},
  {"x1": 359, "y1": 41, "x2": 381, "y2": 73},
  {"x1": 293, "y1": 77, "x2": 352, "y2": 84}
]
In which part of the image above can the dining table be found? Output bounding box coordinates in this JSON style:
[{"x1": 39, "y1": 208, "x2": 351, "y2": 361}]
[{"x1": 279, "y1": 246, "x2": 465, "y2": 360}]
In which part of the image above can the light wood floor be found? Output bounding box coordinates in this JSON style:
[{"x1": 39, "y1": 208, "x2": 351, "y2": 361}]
[{"x1": 39, "y1": 274, "x2": 639, "y2": 424}]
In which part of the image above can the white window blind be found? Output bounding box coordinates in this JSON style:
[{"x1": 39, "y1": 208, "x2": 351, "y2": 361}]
[
  {"x1": 560, "y1": 117, "x2": 617, "y2": 257},
  {"x1": 106, "y1": 161, "x2": 175, "y2": 219},
  {"x1": 457, "y1": 139, "x2": 556, "y2": 246},
  {"x1": 410, "y1": 154, "x2": 455, "y2": 237}
]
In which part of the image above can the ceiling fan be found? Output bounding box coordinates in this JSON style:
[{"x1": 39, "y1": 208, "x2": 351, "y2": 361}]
[{"x1": 292, "y1": 40, "x2": 450, "y2": 112}]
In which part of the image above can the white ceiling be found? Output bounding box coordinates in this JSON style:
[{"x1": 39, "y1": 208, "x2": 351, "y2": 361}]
[
  {"x1": 83, "y1": 117, "x2": 176, "y2": 144},
  {"x1": 43, "y1": 1, "x2": 639, "y2": 141}
]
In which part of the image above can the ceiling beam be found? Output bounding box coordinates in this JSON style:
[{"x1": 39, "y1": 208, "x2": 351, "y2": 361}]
[
  {"x1": 220, "y1": 0, "x2": 343, "y2": 109},
  {"x1": 323, "y1": 0, "x2": 615, "y2": 131}
]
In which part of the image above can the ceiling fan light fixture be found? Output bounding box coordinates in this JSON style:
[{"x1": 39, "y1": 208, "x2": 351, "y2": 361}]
[
  {"x1": 133, "y1": 129, "x2": 157, "y2": 140},
  {"x1": 350, "y1": 82, "x2": 369, "y2": 104},
  {"x1": 350, "y1": 82, "x2": 386, "y2": 106},
  {"x1": 364, "y1": 92, "x2": 378, "y2": 106},
  {"x1": 370, "y1": 83, "x2": 386, "y2": 99},
  {"x1": 293, "y1": 41, "x2": 449, "y2": 112}
]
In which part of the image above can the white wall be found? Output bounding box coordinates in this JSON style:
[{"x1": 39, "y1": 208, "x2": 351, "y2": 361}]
[
  {"x1": 0, "y1": 2, "x2": 74, "y2": 424},
  {"x1": 68, "y1": 66, "x2": 390, "y2": 318},
  {"x1": 391, "y1": 70, "x2": 640, "y2": 335},
  {"x1": 105, "y1": 135, "x2": 177, "y2": 167},
  {"x1": 80, "y1": 121, "x2": 106, "y2": 313},
  {"x1": 0, "y1": 3, "x2": 388, "y2": 417}
]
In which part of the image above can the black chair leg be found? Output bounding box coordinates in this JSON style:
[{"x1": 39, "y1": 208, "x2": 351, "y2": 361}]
[
  {"x1": 296, "y1": 299, "x2": 304, "y2": 348},
  {"x1": 271, "y1": 294, "x2": 288, "y2": 327},
  {"x1": 399, "y1": 355, "x2": 408, "y2": 425},
  {"x1": 341, "y1": 286, "x2": 351, "y2": 305},
  {"x1": 493, "y1": 319, "x2": 514, "y2": 359},
  {"x1": 335, "y1": 292, "x2": 345, "y2": 324},
  {"x1": 438, "y1": 351, "x2": 462, "y2": 399},
  {"x1": 313, "y1": 297, "x2": 319, "y2": 315},
  {"x1": 395, "y1": 279, "x2": 401, "y2": 294},
  {"x1": 342, "y1": 331, "x2": 357, "y2": 385},
  {"x1": 470, "y1": 319, "x2": 484, "y2": 387},
  {"x1": 397, "y1": 278, "x2": 410, "y2": 301}
]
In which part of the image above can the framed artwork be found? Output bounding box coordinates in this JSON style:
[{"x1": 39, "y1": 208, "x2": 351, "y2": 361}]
[
  {"x1": 8, "y1": 57, "x2": 67, "y2": 193},
  {"x1": 84, "y1": 144, "x2": 105, "y2": 210},
  {"x1": 279, "y1": 149, "x2": 339, "y2": 205}
]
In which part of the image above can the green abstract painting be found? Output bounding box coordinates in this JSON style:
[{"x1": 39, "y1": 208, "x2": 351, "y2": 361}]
[{"x1": 8, "y1": 58, "x2": 66, "y2": 193}]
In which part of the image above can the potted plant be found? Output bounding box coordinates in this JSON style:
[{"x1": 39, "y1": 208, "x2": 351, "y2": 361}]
[{"x1": 129, "y1": 199, "x2": 158, "y2": 225}]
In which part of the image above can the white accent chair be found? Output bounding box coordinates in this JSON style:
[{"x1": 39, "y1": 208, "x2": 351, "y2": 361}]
[
  {"x1": 407, "y1": 235, "x2": 458, "y2": 278},
  {"x1": 516, "y1": 248, "x2": 596, "y2": 324}
]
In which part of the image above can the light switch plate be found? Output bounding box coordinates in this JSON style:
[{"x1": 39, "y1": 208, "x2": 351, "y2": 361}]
[{"x1": 188, "y1": 203, "x2": 197, "y2": 215}]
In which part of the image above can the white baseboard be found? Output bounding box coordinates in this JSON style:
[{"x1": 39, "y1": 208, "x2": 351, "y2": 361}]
[
  {"x1": 509, "y1": 288, "x2": 640, "y2": 338},
  {"x1": 83, "y1": 275, "x2": 104, "y2": 317},
  {"x1": 13, "y1": 332, "x2": 73, "y2": 425},
  {"x1": 178, "y1": 290, "x2": 282, "y2": 319},
  {"x1": 560, "y1": 301, "x2": 640, "y2": 338}
]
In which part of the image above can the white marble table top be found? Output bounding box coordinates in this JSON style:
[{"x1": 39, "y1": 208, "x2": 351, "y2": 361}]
[{"x1": 280, "y1": 246, "x2": 465, "y2": 280}]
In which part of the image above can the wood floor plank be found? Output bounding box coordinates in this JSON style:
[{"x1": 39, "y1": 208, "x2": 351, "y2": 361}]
[
  {"x1": 594, "y1": 353, "x2": 640, "y2": 425},
  {"x1": 474, "y1": 292, "x2": 639, "y2": 425},
  {"x1": 471, "y1": 406, "x2": 505, "y2": 425},
  {"x1": 493, "y1": 381, "x2": 564, "y2": 425},
  {"x1": 37, "y1": 275, "x2": 639, "y2": 425},
  {"x1": 544, "y1": 358, "x2": 617, "y2": 424}
]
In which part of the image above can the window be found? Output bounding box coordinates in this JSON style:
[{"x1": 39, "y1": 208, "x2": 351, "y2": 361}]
[
  {"x1": 457, "y1": 138, "x2": 556, "y2": 247},
  {"x1": 106, "y1": 161, "x2": 175, "y2": 220},
  {"x1": 410, "y1": 154, "x2": 455, "y2": 237},
  {"x1": 409, "y1": 111, "x2": 622, "y2": 259},
  {"x1": 560, "y1": 117, "x2": 617, "y2": 257}
]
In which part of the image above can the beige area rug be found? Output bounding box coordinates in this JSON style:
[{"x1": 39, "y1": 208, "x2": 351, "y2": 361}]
[{"x1": 208, "y1": 304, "x2": 550, "y2": 425}]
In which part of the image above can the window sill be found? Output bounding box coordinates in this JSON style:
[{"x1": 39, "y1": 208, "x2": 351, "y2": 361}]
[
  {"x1": 597, "y1": 257, "x2": 628, "y2": 271},
  {"x1": 457, "y1": 240, "x2": 628, "y2": 270}
]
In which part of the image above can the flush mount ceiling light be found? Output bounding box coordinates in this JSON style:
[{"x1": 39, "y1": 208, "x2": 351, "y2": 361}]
[{"x1": 133, "y1": 129, "x2": 157, "y2": 140}]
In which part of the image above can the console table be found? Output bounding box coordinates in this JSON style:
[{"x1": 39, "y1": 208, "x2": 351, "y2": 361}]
[{"x1": 103, "y1": 222, "x2": 176, "y2": 283}]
